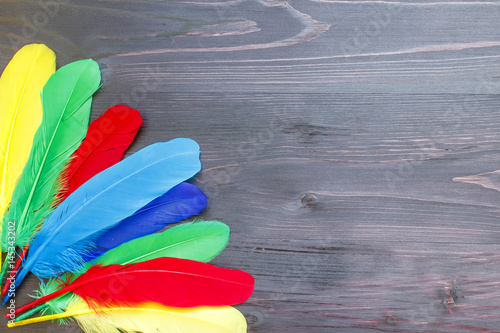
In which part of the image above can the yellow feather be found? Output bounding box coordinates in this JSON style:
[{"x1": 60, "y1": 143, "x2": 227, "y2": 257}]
[
  {"x1": 0, "y1": 44, "x2": 56, "y2": 220},
  {"x1": 10, "y1": 297, "x2": 248, "y2": 333}
]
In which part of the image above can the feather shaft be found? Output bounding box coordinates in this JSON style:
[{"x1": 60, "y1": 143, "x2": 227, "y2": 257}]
[
  {"x1": 13, "y1": 304, "x2": 42, "y2": 322},
  {"x1": 8, "y1": 309, "x2": 79, "y2": 327}
]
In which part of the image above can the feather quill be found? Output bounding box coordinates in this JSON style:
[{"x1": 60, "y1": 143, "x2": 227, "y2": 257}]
[
  {"x1": 55, "y1": 104, "x2": 143, "y2": 204},
  {"x1": 82, "y1": 182, "x2": 207, "y2": 260},
  {"x1": 0, "y1": 44, "x2": 55, "y2": 224},
  {"x1": 12, "y1": 257, "x2": 254, "y2": 316},
  {"x1": 12, "y1": 139, "x2": 201, "y2": 292},
  {"x1": 10, "y1": 298, "x2": 247, "y2": 333},
  {"x1": 2, "y1": 59, "x2": 100, "y2": 251}
]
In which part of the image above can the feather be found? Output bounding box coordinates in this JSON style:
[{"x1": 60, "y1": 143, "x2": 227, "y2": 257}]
[
  {"x1": 55, "y1": 104, "x2": 143, "y2": 205},
  {"x1": 94, "y1": 219, "x2": 229, "y2": 266},
  {"x1": 0, "y1": 44, "x2": 55, "y2": 224},
  {"x1": 10, "y1": 297, "x2": 247, "y2": 333},
  {"x1": 12, "y1": 138, "x2": 201, "y2": 290},
  {"x1": 82, "y1": 182, "x2": 207, "y2": 260},
  {"x1": 12, "y1": 257, "x2": 254, "y2": 316},
  {"x1": 1, "y1": 59, "x2": 100, "y2": 251},
  {"x1": 17, "y1": 220, "x2": 230, "y2": 320}
]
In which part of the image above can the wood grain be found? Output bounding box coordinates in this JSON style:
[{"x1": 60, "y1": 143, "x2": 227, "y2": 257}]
[{"x1": 1, "y1": 0, "x2": 500, "y2": 332}]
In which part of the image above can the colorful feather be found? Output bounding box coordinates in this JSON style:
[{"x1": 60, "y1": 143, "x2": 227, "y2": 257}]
[
  {"x1": 55, "y1": 104, "x2": 143, "y2": 205},
  {"x1": 10, "y1": 298, "x2": 247, "y2": 333},
  {"x1": 10, "y1": 139, "x2": 201, "y2": 294},
  {"x1": 0, "y1": 44, "x2": 55, "y2": 223},
  {"x1": 12, "y1": 257, "x2": 254, "y2": 316},
  {"x1": 82, "y1": 182, "x2": 207, "y2": 260}
]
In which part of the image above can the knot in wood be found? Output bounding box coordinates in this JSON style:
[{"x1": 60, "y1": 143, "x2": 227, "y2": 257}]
[{"x1": 301, "y1": 193, "x2": 318, "y2": 207}]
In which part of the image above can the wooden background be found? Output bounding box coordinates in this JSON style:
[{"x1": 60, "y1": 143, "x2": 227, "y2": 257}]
[{"x1": 1, "y1": 0, "x2": 500, "y2": 332}]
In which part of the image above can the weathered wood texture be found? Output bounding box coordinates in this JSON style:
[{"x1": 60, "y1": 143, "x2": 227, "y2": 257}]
[{"x1": 1, "y1": 0, "x2": 500, "y2": 332}]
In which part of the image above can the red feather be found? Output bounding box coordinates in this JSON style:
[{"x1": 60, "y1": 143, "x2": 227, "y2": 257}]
[
  {"x1": 12, "y1": 257, "x2": 254, "y2": 317},
  {"x1": 56, "y1": 104, "x2": 143, "y2": 203}
]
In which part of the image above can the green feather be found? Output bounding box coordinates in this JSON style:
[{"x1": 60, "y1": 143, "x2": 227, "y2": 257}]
[
  {"x1": 95, "y1": 219, "x2": 230, "y2": 266},
  {"x1": 19, "y1": 220, "x2": 230, "y2": 321},
  {"x1": 3, "y1": 59, "x2": 100, "y2": 250}
]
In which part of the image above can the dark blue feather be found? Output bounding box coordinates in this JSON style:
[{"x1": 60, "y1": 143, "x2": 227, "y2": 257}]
[{"x1": 82, "y1": 182, "x2": 207, "y2": 261}]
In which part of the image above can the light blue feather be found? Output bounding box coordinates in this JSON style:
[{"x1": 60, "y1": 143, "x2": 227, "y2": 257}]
[{"x1": 15, "y1": 138, "x2": 201, "y2": 288}]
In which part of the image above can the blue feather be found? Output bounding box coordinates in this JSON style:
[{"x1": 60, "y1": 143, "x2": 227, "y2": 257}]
[
  {"x1": 81, "y1": 182, "x2": 207, "y2": 261},
  {"x1": 14, "y1": 138, "x2": 201, "y2": 289}
]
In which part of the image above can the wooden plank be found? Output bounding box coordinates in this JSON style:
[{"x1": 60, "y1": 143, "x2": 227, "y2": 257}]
[{"x1": 1, "y1": 0, "x2": 500, "y2": 331}]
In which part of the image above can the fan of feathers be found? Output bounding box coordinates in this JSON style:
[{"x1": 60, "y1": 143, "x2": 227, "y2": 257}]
[{"x1": 0, "y1": 43, "x2": 254, "y2": 333}]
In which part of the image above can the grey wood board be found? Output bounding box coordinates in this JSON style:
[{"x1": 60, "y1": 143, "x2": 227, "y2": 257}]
[{"x1": 1, "y1": 0, "x2": 500, "y2": 332}]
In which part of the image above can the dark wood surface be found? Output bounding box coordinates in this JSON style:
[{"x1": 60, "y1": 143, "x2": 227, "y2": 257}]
[{"x1": 1, "y1": 0, "x2": 500, "y2": 332}]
